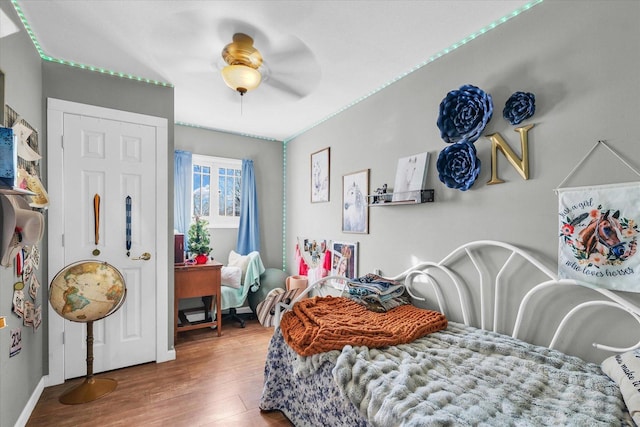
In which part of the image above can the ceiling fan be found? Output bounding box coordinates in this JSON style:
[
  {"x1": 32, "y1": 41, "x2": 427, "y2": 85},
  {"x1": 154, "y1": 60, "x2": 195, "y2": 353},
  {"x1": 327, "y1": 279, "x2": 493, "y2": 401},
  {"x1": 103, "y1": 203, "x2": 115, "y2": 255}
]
[
  {"x1": 149, "y1": 10, "x2": 321, "y2": 102},
  {"x1": 214, "y1": 24, "x2": 321, "y2": 101},
  {"x1": 220, "y1": 33, "x2": 264, "y2": 96}
]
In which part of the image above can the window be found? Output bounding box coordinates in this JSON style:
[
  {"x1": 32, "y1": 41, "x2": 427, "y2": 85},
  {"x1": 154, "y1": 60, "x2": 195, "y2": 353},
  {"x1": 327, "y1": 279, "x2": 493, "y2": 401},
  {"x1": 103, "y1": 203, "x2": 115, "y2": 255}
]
[{"x1": 191, "y1": 154, "x2": 242, "y2": 228}]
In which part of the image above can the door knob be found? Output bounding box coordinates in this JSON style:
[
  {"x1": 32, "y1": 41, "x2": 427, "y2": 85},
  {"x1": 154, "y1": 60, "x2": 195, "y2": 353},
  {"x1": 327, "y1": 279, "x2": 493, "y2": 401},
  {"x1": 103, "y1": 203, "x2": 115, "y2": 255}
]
[{"x1": 132, "y1": 252, "x2": 151, "y2": 261}]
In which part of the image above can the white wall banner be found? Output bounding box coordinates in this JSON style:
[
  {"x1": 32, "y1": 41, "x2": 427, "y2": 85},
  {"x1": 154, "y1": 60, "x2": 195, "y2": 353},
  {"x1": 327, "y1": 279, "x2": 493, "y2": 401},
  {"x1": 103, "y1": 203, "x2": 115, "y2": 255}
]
[{"x1": 558, "y1": 182, "x2": 640, "y2": 292}]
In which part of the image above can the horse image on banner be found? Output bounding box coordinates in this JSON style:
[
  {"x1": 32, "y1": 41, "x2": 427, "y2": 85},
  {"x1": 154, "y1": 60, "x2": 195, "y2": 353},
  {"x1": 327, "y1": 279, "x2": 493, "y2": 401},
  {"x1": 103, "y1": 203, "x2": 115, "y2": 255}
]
[{"x1": 558, "y1": 182, "x2": 640, "y2": 292}]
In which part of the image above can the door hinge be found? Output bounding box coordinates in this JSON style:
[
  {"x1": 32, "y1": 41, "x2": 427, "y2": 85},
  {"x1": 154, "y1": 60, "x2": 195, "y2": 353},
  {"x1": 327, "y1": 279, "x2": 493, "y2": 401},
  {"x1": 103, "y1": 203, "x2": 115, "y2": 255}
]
[
  {"x1": 61, "y1": 234, "x2": 64, "y2": 247},
  {"x1": 62, "y1": 331, "x2": 65, "y2": 345},
  {"x1": 61, "y1": 134, "x2": 64, "y2": 148}
]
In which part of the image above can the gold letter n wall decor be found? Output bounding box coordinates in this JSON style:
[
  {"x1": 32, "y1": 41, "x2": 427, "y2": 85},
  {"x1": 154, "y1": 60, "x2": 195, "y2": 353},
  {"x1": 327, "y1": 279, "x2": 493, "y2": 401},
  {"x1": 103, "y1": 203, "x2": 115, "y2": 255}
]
[{"x1": 485, "y1": 124, "x2": 534, "y2": 185}]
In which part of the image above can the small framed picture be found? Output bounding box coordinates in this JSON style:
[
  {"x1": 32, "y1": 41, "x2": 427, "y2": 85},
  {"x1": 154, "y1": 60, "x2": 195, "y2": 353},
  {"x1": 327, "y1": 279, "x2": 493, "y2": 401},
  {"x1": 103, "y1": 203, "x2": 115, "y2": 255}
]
[
  {"x1": 342, "y1": 169, "x2": 369, "y2": 234},
  {"x1": 392, "y1": 152, "x2": 430, "y2": 202},
  {"x1": 311, "y1": 147, "x2": 330, "y2": 203},
  {"x1": 331, "y1": 241, "x2": 358, "y2": 279}
]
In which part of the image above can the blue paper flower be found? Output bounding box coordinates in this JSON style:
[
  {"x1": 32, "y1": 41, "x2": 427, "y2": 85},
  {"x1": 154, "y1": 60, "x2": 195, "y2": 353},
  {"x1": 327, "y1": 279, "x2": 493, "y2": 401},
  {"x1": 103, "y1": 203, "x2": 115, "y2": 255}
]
[
  {"x1": 436, "y1": 142, "x2": 481, "y2": 191},
  {"x1": 437, "y1": 84, "x2": 493, "y2": 144},
  {"x1": 503, "y1": 91, "x2": 536, "y2": 125}
]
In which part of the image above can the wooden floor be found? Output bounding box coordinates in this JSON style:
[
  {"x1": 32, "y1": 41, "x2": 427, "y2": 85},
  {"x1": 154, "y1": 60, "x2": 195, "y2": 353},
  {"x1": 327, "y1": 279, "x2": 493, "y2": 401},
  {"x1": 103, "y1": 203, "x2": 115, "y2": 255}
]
[{"x1": 27, "y1": 319, "x2": 293, "y2": 426}]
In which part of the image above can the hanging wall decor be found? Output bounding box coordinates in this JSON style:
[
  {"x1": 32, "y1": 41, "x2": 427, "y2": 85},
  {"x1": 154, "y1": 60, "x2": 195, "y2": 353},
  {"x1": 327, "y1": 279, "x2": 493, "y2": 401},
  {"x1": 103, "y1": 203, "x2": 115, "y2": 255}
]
[
  {"x1": 311, "y1": 147, "x2": 330, "y2": 203},
  {"x1": 436, "y1": 142, "x2": 481, "y2": 192},
  {"x1": 502, "y1": 91, "x2": 536, "y2": 125},
  {"x1": 436, "y1": 84, "x2": 493, "y2": 144},
  {"x1": 342, "y1": 169, "x2": 369, "y2": 234},
  {"x1": 435, "y1": 84, "x2": 492, "y2": 191},
  {"x1": 435, "y1": 86, "x2": 538, "y2": 190},
  {"x1": 557, "y1": 141, "x2": 640, "y2": 292},
  {"x1": 558, "y1": 182, "x2": 640, "y2": 292},
  {"x1": 10, "y1": 327, "x2": 22, "y2": 357},
  {"x1": 126, "y1": 195, "x2": 132, "y2": 257},
  {"x1": 92, "y1": 194, "x2": 101, "y2": 256}
]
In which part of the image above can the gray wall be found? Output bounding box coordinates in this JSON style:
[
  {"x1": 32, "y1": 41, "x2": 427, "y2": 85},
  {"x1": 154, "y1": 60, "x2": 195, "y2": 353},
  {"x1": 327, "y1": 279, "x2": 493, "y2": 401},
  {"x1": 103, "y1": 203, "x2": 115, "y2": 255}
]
[
  {"x1": 175, "y1": 125, "x2": 283, "y2": 269},
  {"x1": 285, "y1": 0, "x2": 640, "y2": 362},
  {"x1": 2, "y1": 0, "x2": 639, "y2": 422},
  {"x1": 0, "y1": 2, "x2": 44, "y2": 426}
]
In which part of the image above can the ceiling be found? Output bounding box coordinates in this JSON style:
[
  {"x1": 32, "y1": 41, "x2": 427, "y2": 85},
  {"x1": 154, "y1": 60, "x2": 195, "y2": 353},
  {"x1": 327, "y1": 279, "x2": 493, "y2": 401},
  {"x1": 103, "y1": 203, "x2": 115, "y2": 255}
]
[{"x1": 11, "y1": 1, "x2": 538, "y2": 141}]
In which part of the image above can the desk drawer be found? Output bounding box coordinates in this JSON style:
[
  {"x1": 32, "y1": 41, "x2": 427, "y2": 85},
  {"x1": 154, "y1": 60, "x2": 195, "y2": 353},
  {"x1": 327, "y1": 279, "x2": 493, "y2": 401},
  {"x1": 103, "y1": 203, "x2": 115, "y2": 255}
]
[{"x1": 175, "y1": 271, "x2": 220, "y2": 297}]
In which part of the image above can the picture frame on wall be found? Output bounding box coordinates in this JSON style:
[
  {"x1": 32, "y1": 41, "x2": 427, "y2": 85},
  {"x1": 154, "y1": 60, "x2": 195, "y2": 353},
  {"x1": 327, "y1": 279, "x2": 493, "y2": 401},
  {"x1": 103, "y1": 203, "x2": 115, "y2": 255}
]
[
  {"x1": 342, "y1": 169, "x2": 369, "y2": 234},
  {"x1": 392, "y1": 151, "x2": 430, "y2": 202},
  {"x1": 311, "y1": 147, "x2": 330, "y2": 203}
]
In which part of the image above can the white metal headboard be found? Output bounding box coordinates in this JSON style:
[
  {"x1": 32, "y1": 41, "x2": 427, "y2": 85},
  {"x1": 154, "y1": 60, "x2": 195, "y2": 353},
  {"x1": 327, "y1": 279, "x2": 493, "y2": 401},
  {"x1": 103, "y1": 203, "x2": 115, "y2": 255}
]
[{"x1": 275, "y1": 240, "x2": 640, "y2": 355}]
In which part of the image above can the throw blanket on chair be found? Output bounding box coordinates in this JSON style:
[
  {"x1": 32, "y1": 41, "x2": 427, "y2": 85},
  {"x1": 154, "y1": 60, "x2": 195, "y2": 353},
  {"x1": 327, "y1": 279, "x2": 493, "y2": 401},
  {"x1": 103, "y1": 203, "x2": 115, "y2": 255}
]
[{"x1": 280, "y1": 296, "x2": 448, "y2": 356}]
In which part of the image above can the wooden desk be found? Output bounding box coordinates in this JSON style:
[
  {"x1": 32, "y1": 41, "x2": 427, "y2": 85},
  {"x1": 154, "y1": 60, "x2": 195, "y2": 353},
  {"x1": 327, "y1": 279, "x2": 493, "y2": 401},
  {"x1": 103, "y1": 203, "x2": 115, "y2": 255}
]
[{"x1": 174, "y1": 261, "x2": 222, "y2": 343}]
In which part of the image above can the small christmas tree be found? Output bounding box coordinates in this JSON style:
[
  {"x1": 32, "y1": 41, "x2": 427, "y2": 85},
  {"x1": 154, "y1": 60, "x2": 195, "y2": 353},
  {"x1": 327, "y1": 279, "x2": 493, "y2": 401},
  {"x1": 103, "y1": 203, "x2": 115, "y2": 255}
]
[{"x1": 187, "y1": 216, "x2": 211, "y2": 257}]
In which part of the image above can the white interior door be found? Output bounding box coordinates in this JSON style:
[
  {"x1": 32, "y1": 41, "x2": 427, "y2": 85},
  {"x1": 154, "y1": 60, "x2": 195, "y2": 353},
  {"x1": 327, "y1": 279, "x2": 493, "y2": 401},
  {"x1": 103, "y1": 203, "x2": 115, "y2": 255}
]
[
  {"x1": 47, "y1": 98, "x2": 173, "y2": 386},
  {"x1": 61, "y1": 113, "x2": 157, "y2": 378}
]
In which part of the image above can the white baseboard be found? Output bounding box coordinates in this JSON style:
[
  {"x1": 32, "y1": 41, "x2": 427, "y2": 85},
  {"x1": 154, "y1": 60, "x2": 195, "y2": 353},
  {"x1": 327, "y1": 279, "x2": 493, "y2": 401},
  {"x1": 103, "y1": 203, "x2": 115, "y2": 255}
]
[
  {"x1": 157, "y1": 348, "x2": 176, "y2": 363},
  {"x1": 15, "y1": 376, "x2": 45, "y2": 427}
]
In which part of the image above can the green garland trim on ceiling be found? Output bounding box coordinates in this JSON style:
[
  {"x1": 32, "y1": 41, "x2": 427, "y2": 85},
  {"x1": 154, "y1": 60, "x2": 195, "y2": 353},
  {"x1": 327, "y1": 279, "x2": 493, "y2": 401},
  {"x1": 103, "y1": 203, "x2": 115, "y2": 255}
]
[{"x1": 10, "y1": 0, "x2": 173, "y2": 87}]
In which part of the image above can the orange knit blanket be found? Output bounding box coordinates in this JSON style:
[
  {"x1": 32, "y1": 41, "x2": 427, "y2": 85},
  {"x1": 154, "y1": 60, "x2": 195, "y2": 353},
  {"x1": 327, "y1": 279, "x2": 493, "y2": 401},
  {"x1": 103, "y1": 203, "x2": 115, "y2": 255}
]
[{"x1": 280, "y1": 296, "x2": 448, "y2": 356}]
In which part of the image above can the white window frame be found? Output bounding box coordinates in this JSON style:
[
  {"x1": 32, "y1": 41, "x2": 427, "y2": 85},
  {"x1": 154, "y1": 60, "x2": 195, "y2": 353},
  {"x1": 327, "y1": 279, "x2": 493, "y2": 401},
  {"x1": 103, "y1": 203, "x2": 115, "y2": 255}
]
[{"x1": 191, "y1": 154, "x2": 242, "y2": 229}]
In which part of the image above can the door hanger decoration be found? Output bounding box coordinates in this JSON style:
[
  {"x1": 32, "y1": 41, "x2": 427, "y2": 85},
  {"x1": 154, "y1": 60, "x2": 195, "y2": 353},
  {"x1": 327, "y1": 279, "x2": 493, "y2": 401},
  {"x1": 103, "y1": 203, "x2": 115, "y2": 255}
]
[
  {"x1": 93, "y1": 194, "x2": 101, "y2": 256},
  {"x1": 558, "y1": 181, "x2": 640, "y2": 292},
  {"x1": 126, "y1": 196, "x2": 132, "y2": 257}
]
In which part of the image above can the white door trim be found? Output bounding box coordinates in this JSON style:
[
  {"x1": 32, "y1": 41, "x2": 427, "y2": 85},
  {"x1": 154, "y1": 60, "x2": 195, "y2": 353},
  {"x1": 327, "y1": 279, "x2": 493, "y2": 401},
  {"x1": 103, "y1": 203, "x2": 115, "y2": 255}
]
[{"x1": 46, "y1": 98, "x2": 174, "y2": 386}]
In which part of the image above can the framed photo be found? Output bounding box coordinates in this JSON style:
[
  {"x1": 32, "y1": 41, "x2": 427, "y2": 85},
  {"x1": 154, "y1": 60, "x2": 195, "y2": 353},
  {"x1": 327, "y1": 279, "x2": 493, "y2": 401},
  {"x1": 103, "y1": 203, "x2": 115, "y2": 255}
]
[
  {"x1": 342, "y1": 169, "x2": 369, "y2": 233},
  {"x1": 311, "y1": 147, "x2": 330, "y2": 203},
  {"x1": 392, "y1": 152, "x2": 430, "y2": 202},
  {"x1": 331, "y1": 240, "x2": 358, "y2": 289}
]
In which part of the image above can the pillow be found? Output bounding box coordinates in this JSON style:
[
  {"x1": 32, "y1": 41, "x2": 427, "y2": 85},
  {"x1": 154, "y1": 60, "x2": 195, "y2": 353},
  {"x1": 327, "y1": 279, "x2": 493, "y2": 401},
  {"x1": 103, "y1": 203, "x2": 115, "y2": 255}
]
[
  {"x1": 228, "y1": 250, "x2": 250, "y2": 280},
  {"x1": 601, "y1": 349, "x2": 640, "y2": 425},
  {"x1": 221, "y1": 266, "x2": 242, "y2": 289}
]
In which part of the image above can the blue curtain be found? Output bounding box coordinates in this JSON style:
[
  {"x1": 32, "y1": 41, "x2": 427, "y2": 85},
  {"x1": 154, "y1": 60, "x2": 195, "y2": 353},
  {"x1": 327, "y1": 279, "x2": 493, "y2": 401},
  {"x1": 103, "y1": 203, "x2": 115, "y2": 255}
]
[
  {"x1": 236, "y1": 159, "x2": 260, "y2": 254},
  {"x1": 174, "y1": 150, "x2": 192, "y2": 235}
]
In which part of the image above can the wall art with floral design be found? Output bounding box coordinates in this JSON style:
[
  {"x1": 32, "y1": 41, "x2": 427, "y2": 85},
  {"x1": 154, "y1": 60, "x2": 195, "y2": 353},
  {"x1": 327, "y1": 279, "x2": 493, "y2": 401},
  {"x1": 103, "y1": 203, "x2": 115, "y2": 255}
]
[{"x1": 558, "y1": 182, "x2": 639, "y2": 292}]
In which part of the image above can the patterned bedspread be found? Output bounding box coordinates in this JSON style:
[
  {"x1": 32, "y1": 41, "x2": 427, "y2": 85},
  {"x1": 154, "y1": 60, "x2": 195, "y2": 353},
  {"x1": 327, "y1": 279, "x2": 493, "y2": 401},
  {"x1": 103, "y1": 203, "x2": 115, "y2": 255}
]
[{"x1": 261, "y1": 322, "x2": 632, "y2": 426}]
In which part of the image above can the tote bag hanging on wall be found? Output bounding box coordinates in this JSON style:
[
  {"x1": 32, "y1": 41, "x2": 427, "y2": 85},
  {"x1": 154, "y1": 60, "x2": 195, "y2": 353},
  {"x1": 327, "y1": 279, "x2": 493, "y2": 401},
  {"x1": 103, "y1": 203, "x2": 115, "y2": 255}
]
[{"x1": 558, "y1": 182, "x2": 640, "y2": 292}]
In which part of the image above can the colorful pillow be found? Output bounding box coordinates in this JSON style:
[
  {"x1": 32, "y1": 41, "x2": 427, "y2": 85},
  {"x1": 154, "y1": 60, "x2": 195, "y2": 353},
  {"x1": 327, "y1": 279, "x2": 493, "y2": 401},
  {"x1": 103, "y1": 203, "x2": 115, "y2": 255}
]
[
  {"x1": 601, "y1": 349, "x2": 640, "y2": 425},
  {"x1": 228, "y1": 250, "x2": 250, "y2": 281}
]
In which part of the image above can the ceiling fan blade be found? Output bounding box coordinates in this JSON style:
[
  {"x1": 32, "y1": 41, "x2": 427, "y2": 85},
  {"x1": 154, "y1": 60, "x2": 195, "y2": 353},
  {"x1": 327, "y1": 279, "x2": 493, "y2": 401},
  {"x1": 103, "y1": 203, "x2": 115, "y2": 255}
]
[
  {"x1": 265, "y1": 77, "x2": 308, "y2": 99},
  {"x1": 265, "y1": 35, "x2": 314, "y2": 63},
  {"x1": 266, "y1": 73, "x2": 320, "y2": 99}
]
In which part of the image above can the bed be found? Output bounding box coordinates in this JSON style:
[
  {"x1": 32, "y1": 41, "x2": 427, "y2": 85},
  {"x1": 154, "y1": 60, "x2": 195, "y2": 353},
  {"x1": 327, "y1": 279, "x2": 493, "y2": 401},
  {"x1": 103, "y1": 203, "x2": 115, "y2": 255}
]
[{"x1": 259, "y1": 240, "x2": 640, "y2": 426}]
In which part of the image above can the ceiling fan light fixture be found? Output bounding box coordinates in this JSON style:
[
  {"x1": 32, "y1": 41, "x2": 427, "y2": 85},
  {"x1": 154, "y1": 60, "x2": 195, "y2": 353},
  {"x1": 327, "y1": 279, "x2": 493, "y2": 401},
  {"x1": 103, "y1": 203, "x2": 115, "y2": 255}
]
[{"x1": 221, "y1": 64, "x2": 262, "y2": 95}]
